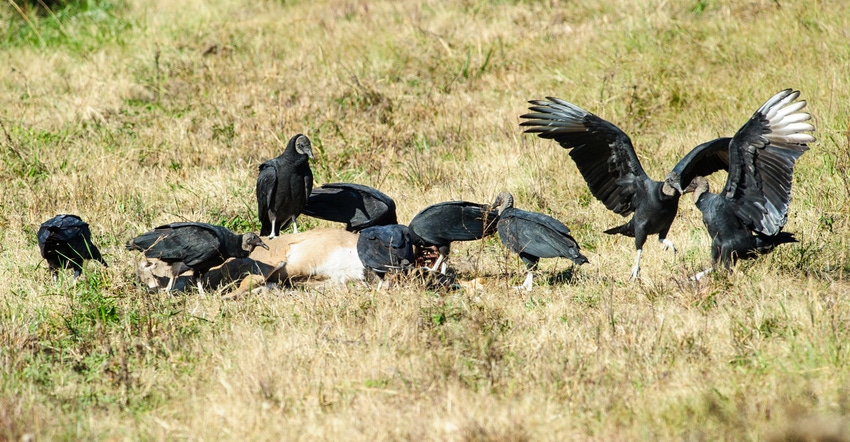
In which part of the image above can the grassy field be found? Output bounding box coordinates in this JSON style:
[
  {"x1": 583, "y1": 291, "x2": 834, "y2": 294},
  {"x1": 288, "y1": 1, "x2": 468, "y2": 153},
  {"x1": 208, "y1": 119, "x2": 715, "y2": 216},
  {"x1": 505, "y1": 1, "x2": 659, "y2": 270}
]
[{"x1": 2, "y1": 0, "x2": 850, "y2": 439}]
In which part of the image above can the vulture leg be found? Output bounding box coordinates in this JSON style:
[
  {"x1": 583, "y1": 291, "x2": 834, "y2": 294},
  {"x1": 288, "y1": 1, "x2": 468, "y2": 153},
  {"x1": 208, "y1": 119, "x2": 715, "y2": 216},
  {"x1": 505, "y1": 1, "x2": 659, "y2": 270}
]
[
  {"x1": 630, "y1": 230, "x2": 650, "y2": 281},
  {"x1": 517, "y1": 255, "x2": 539, "y2": 290},
  {"x1": 376, "y1": 278, "x2": 384, "y2": 291},
  {"x1": 630, "y1": 249, "x2": 642, "y2": 281},
  {"x1": 520, "y1": 272, "x2": 534, "y2": 291},
  {"x1": 430, "y1": 254, "x2": 446, "y2": 274},
  {"x1": 164, "y1": 276, "x2": 176, "y2": 293},
  {"x1": 196, "y1": 278, "x2": 206, "y2": 298},
  {"x1": 659, "y1": 238, "x2": 676, "y2": 254},
  {"x1": 191, "y1": 271, "x2": 207, "y2": 298},
  {"x1": 692, "y1": 267, "x2": 713, "y2": 281},
  {"x1": 269, "y1": 218, "x2": 277, "y2": 239},
  {"x1": 291, "y1": 215, "x2": 299, "y2": 234}
]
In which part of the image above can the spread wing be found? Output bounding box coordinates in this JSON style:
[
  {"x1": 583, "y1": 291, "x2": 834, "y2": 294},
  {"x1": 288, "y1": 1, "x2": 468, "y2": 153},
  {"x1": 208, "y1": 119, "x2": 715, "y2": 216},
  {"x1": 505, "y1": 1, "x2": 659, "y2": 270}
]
[
  {"x1": 520, "y1": 97, "x2": 649, "y2": 216},
  {"x1": 303, "y1": 185, "x2": 359, "y2": 224},
  {"x1": 670, "y1": 137, "x2": 732, "y2": 190},
  {"x1": 722, "y1": 89, "x2": 814, "y2": 235}
]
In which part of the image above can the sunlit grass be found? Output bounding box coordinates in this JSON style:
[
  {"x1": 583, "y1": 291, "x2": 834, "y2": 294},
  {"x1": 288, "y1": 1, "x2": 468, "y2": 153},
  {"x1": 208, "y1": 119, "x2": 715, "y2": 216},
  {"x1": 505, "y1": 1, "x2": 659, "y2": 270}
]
[{"x1": 1, "y1": 0, "x2": 849, "y2": 439}]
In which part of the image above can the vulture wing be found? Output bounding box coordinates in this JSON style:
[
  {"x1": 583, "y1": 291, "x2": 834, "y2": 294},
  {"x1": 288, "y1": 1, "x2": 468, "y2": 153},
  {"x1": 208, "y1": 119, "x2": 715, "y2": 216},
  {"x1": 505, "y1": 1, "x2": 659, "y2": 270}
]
[
  {"x1": 303, "y1": 183, "x2": 398, "y2": 231},
  {"x1": 497, "y1": 208, "x2": 586, "y2": 263},
  {"x1": 256, "y1": 161, "x2": 278, "y2": 231},
  {"x1": 408, "y1": 201, "x2": 499, "y2": 246},
  {"x1": 722, "y1": 89, "x2": 814, "y2": 236},
  {"x1": 521, "y1": 97, "x2": 649, "y2": 216},
  {"x1": 131, "y1": 223, "x2": 225, "y2": 269},
  {"x1": 670, "y1": 137, "x2": 732, "y2": 190},
  {"x1": 303, "y1": 183, "x2": 398, "y2": 232}
]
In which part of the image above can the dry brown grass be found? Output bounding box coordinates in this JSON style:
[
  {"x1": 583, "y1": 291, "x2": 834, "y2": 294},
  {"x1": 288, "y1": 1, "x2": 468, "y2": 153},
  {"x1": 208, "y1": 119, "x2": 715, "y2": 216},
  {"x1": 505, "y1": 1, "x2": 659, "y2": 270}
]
[{"x1": 2, "y1": 0, "x2": 850, "y2": 439}]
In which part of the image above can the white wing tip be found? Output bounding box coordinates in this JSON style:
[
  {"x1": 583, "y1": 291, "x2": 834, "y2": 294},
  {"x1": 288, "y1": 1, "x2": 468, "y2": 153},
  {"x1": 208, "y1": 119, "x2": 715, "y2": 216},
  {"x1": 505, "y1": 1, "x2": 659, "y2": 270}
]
[{"x1": 759, "y1": 89, "x2": 815, "y2": 145}]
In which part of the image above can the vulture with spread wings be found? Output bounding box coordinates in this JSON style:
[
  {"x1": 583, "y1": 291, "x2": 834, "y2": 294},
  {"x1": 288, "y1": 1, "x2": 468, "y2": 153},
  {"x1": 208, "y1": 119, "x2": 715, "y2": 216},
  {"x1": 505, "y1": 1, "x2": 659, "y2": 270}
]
[
  {"x1": 682, "y1": 89, "x2": 813, "y2": 277},
  {"x1": 520, "y1": 97, "x2": 734, "y2": 279}
]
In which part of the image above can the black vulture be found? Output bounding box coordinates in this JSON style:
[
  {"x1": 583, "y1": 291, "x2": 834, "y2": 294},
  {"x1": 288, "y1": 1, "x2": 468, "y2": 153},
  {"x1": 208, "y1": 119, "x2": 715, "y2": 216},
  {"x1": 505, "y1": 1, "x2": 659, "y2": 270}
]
[
  {"x1": 356, "y1": 224, "x2": 415, "y2": 289},
  {"x1": 126, "y1": 222, "x2": 268, "y2": 295},
  {"x1": 521, "y1": 97, "x2": 733, "y2": 279},
  {"x1": 681, "y1": 89, "x2": 813, "y2": 277},
  {"x1": 407, "y1": 200, "x2": 499, "y2": 273},
  {"x1": 302, "y1": 182, "x2": 398, "y2": 232},
  {"x1": 492, "y1": 192, "x2": 588, "y2": 291},
  {"x1": 38, "y1": 214, "x2": 107, "y2": 279},
  {"x1": 256, "y1": 134, "x2": 314, "y2": 238}
]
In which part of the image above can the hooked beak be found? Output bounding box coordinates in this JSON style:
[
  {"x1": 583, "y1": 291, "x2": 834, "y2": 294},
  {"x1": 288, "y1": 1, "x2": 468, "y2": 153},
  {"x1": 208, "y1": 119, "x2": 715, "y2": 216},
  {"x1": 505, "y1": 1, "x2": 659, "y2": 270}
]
[{"x1": 680, "y1": 180, "x2": 700, "y2": 194}]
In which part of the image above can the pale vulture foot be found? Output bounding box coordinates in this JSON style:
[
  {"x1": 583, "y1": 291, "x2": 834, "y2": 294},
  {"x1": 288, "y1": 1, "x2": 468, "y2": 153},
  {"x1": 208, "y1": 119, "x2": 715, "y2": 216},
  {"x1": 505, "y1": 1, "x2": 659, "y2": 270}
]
[
  {"x1": 429, "y1": 255, "x2": 447, "y2": 274},
  {"x1": 629, "y1": 249, "x2": 642, "y2": 281},
  {"x1": 268, "y1": 220, "x2": 277, "y2": 239},
  {"x1": 660, "y1": 238, "x2": 676, "y2": 254},
  {"x1": 196, "y1": 278, "x2": 206, "y2": 298},
  {"x1": 692, "y1": 267, "x2": 714, "y2": 281},
  {"x1": 517, "y1": 272, "x2": 534, "y2": 291}
]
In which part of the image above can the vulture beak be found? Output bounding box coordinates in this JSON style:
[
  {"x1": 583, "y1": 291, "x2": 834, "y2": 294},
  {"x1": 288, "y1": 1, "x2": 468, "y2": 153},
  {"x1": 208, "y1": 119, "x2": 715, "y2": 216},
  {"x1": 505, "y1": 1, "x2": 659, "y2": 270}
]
[
  {"x1": 252, "y1": 237, "x2": 270, "y2": 250},
  {"x1": 680, "y1": 180, "x2": 699, "y2": 194},
  {"x1": 672, "y1": 182, "x2": 684, "y2": 194}
]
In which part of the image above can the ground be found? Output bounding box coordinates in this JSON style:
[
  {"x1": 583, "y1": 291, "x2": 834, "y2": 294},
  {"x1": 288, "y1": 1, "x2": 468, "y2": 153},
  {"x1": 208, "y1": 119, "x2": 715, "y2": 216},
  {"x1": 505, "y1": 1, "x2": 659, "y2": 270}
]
[{"x1": 1, "y1": 0, "x2": 849, "y2": 439}]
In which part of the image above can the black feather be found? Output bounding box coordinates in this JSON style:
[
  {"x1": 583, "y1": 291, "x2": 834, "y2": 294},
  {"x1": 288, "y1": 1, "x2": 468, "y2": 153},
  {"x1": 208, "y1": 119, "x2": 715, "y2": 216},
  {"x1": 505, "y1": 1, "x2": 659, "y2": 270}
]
[
  {"x1": 493, "y1": 192, "x2": 588, "y2": 273},
  {"x1": 257, "y1": 134, "x2": 314, "y2": 237},
  {"x1": 302, "y1": 183, "x2": 397, "y2": 232},
  {"x1": 38, "y1": 214, "x2": 107, "y2": 278},
  {"x1": 690, "y1": 89, "x2": 814, "y2": 268},
  {"x1": 127, "y1": 222, "x2": 267, "y2": 287},
  {"x1": 407, "y1": 200, "x2": 499, "y2": 262},
  {"x1": 356, "y1": 224, "x2": 415, "y2": 278}
]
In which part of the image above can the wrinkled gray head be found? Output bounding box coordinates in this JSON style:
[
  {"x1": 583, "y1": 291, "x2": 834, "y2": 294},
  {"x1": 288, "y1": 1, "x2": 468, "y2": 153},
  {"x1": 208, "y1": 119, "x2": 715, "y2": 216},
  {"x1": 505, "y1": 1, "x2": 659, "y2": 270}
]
[
  {"x1": 689, "y1": 176, "x2": 710, "y2": 202},
  {"x1": 491, "y1": 192, "x2": 515, "y2": 215},
  {"x1": 241, "y1": 233, "x2": 269, "y2": 252},
  {"x1": 294, "y1": 134, "x2": 314, "y2": 159},
  {"x1": 663, "y1": 171, "x2": 683, "y2": 196}
]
